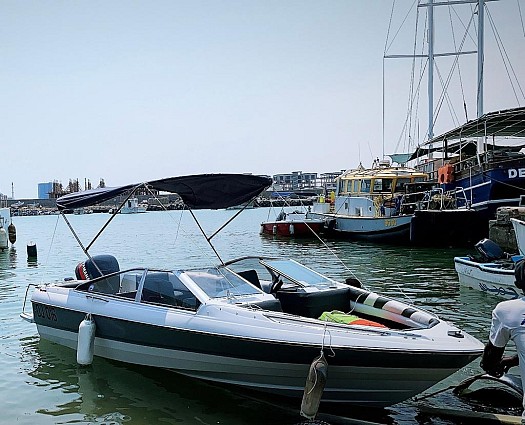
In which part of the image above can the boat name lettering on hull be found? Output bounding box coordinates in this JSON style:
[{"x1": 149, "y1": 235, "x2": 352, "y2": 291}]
[
  {"x1": 34, "y1": 303, "x2": 57, "y2": 322},
  {"x1": 384, "y1": 219, "x2": 397, "y2": 227},
  {"x1": 508, "y1": 168, "x2": 525, "y2": 178}
]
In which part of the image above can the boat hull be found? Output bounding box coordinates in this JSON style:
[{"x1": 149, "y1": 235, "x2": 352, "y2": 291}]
[
  {"x1": 454, "y1": 256, "x2": 520, "y2": 299},
  {"x1": 309, "y1": 213, "x2": 411, "y2": 242},
  {"x1": 410, "y1": 209, "x2": 487, "y2": 247},
  {"x1": 444, "y1": 157, "x2": 525, "y2": 218},
  {"x1": 260, "y1": 221, "x2": 324, "y2": 237},
  {"x1": 30, "y1": 296, "x2": 481, "y2": 407},
  {"x1": 511, "y1": 218, "x2": 525, "y2": 255}
]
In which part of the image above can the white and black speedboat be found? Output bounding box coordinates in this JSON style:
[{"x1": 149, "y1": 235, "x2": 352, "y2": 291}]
[{"x1": 21, "y1": 173, "x2": 483, "y2": 408}]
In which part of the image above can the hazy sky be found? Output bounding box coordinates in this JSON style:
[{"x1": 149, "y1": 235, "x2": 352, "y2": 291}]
[{"x1": 1, "y1": 0, "x2": 524, "y2": 199}]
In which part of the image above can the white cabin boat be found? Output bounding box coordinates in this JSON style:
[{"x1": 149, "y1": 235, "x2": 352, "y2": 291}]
[
  {"x1": 120, "y1": 198, "x2": 147, "y2": 214},
  {"x1": 308, "y1": 161, "x2": 428, "y2": 242}
]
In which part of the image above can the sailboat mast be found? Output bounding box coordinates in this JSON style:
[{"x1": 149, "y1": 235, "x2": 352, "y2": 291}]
[
  {"x1": 477, "y1": 0, "x2": 484, "y2": 118},
  {"x1": 428, "y1": 0, "x2": 435, "y2": 142}
]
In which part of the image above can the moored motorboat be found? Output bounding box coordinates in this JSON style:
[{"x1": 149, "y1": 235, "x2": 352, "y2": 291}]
[
  {"x1": 20, "y1": 173, "x2": 483, "y2": 408},
  {"x1": 120, "y1": 197, "x2": 147, "y2": 214},
  {"x1": 260, "y1": 210, "x2": 325, "y2": 237},
  {"x1": 454, "y1": 238, "x2": 522, "y2": 299},
  {"x1": 308, "y1": 160, "x2": 428, "y2": 242}
]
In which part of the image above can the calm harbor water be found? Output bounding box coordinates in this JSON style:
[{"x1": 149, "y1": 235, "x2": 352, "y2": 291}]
[{"x1": 0, "y1": 207, "x2": 518, "y2": 424}]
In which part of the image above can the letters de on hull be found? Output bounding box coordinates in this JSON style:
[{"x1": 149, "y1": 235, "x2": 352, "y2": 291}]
[{"x1": 508, "y1": 169, "x2": 525, "y2": 178}]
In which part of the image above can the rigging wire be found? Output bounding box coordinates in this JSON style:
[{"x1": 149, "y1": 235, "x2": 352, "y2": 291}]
[
  {"x1": 518, "y1": 0, "x2": 525, "y2": 38},
  {"x1": 432, "y1": 9, "x2": 475, "y2": 134},
  {"x1": 267, "y1": 193, "x2": 362, "y2": 281},
  {"x1": 384, "y1": 0, "x2": 420, "y2": 154},
  {"x1": 486, "y1": 6, "x2": 525, "y2": 106},
  {"x1": 434, "y1": 63, "x2": 461, "y2": 129},
  {"x1": 394, "y1": 59, "x2": 427, "y2": 154},
  {"x1": 406, "y1": 1, "x2": 423, "y2": 154},
  {"x1": 447, "y1": 1, "x2": 468, "y2": 122},
  {"x1": 384, "y1": 0, "x2": 419, "y2": 54},
  {"x1": 383, "y1": 0, "x2": 397, "y2": 158},
  {"x1": 41, "y1": 213, "x2": 62, "y2": 283},
  {"x1": 433, "y1": 43, "x2": 468, "y2": 129},
  {"x1": 391, "y1": 1, "x2": 427, "y2": 153}
]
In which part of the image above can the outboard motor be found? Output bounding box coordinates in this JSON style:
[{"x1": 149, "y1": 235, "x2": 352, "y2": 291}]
[
  {"x1": 75, "y1": 255, "x2": 121, "y2": 294},
  {"x1": 475, "y1": 239, "x2": 505, "y2": 262},
  {"x1": 75, "y1": 255, "x2": 120, "y2": 280}
]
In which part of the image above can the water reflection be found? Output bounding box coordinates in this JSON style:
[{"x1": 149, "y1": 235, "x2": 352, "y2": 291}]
[
  {"x1": 22, "y1": 338, "x2": 301, "y2": 425},
  {"x1": 0, "y1": 247, "x2": 17, "y2": 278}
]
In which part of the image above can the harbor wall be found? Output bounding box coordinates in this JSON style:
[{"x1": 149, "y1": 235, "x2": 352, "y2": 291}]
[{"x1": 488, "y1": 207, "x2": 525, "y2": 254}]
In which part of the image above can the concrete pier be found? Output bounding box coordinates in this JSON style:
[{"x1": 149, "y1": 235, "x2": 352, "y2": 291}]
[{"x1": 489, "y1": 207, "x2": 525, "y2": 253}]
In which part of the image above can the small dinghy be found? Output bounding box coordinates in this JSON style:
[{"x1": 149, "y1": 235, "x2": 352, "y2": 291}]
[{"x1": 455, "y1": 238, "x2": 523, "y2": 299}]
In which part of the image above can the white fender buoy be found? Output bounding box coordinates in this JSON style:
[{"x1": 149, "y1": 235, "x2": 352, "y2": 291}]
[
  {"x1": 300, "y1": 352, "x2": 328, "y2": 419},
  {"x1": 272, "y1": 225, "x2": 277, "y2": 235},
  {"x1": 77, "y1": 313, "x2": 96, "y2": 365},
  {"x1": 289, "y1": 224, "x2": 295, "y2": 235},
  {"x1": 8, "y1": 223, "x2": 16, "y2": 244},
  {"x1": 0, "y1": 227, "x2": 7, "y2": 250}
]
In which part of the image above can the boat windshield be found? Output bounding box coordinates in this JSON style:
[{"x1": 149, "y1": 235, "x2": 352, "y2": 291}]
[
  {"x1": 261, "y1": 259, "x2": 337, "y2": 287},
  {"x1": 184, "y1": 267, "x2": 261, "y2": 298}
]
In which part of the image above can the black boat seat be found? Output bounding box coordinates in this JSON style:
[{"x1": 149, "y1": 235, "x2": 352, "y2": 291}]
[
  {"x1": 142, "y1": 272, "x2": 178, "y2": 305},
  {"x1": 275, "y1": 286, "x2": 351, "y2": 319},
  {"x1": 142, "y1": 272, "x2": 201, "y2": 310},
  {"x1": 237, "y1": 269, "x2": 261, "y2": 289}
]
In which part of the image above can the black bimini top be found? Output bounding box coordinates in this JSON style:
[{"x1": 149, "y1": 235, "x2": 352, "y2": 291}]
[{"x1": 56, "y1": 174, "x2": 272, "y2": 211}]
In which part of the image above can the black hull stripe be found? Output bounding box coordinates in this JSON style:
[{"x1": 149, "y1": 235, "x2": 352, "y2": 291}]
[{"x1": 32, "y1": 302, "x2": 479, "y2": 369}]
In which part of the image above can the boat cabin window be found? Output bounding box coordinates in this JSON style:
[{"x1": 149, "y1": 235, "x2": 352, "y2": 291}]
[
  {"x1": 352, "y1": 180, "x2": 359, "y2": 193},
  {"x1": 372, "y1": 178, "x2": 393, "y2": 193},
  {"x1": 261, "y1": 259, "x2": 338, "y2": 288},
  {"x1": 360, "y1": 179, "x2": 371, "y2": 193},
  {"x1": 339, "y1": 180, "x2": 348, "y2": 193},
  {"x1": 394, "y1": 178, "x2": 411, "y2": 192},
  {"x1": 185, "y1": 267, "x2": 261, "y2": 299}
]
